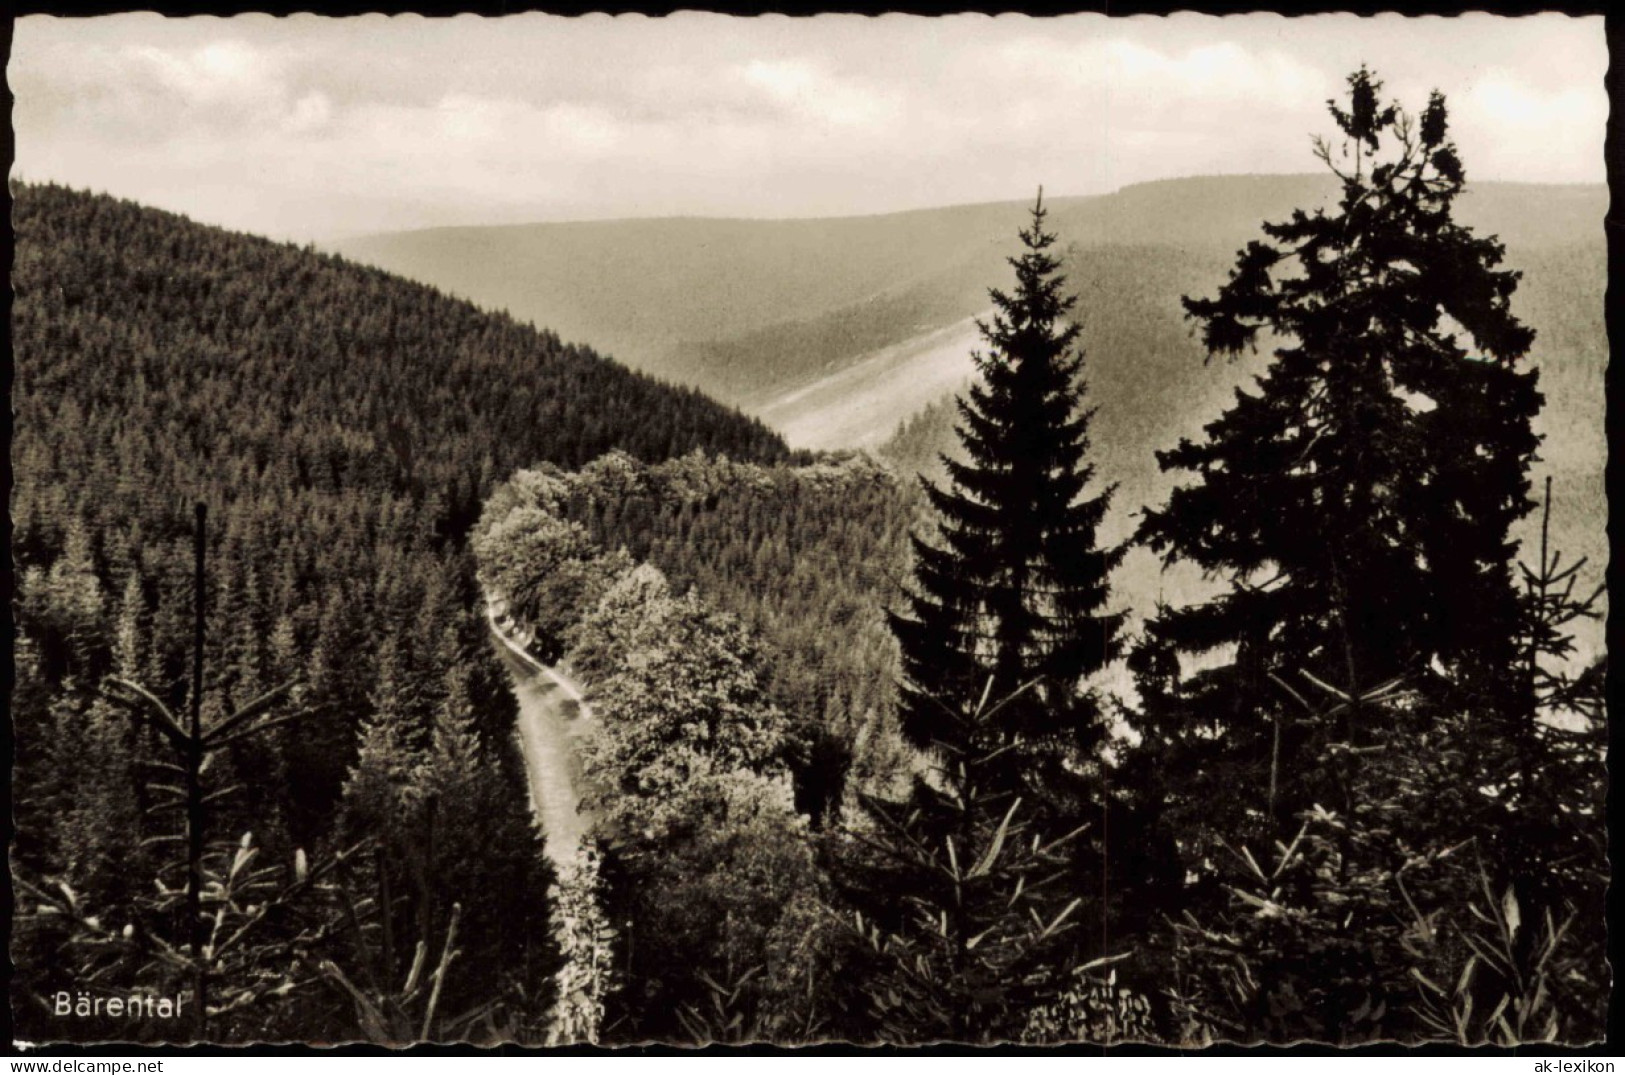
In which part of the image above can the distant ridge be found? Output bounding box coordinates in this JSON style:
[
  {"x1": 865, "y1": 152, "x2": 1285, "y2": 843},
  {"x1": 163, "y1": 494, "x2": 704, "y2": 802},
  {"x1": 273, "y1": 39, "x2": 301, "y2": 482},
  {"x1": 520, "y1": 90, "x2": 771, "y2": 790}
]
[
  {"x1": 332, "y1": 174, "x2": 1603, "y2": 405},
  {"x1": 324, "y1": 173, "x2": 1605, "y2": 673}
]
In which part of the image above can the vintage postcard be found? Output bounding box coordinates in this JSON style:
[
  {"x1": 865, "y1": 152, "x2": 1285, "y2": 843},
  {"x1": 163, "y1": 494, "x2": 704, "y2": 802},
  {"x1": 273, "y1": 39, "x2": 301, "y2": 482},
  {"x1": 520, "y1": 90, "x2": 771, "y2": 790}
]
[{"x1": 8, "y1": 11, "x2": 1609, "y2": 1052}]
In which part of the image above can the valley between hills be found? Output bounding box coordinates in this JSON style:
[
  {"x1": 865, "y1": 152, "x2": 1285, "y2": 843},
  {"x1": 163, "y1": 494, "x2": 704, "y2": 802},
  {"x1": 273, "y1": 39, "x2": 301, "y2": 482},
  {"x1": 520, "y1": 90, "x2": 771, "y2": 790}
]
[
  {"x1": 12, "y1": 168, "x2": 1608, "y2": 1045},
  {"x1": 335, "y1": 174, "x2": 1608, "y2": 663}
]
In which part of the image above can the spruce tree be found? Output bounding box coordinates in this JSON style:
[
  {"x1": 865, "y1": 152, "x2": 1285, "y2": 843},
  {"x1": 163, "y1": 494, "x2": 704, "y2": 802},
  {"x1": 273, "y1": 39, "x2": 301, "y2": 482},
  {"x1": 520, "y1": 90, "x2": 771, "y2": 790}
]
[
  {"x1": 1133, "y1": 68, "x2": 1542, "y2": 839},
  {"x1": 890, "y1": 189, "x2": 1123, "y2": 783},
  {"x1": 850, "y1": 682, "x2": 1089, "y2": 1044}
]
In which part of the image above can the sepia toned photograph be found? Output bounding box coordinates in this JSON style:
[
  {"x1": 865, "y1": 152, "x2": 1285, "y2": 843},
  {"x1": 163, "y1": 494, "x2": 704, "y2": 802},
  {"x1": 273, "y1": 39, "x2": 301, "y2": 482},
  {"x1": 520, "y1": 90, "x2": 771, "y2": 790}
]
[{"x1": 7, "y1": 10, "x2": 1610, "y2": 1050}]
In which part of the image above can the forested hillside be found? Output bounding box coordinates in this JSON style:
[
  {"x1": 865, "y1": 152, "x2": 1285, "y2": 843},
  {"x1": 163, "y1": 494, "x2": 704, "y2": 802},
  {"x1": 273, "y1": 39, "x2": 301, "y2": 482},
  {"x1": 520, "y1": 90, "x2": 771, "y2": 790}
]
[
  {"x1": 477, "y1": 452, "x2": 918, "y2": 827},
  {"x1": 335, "y1": 176, "x2": 1604, "y2": 416},
  {"x1": 467, "y1": 79, "x2": 1607, "y2": 1042},
  {"x1": 9, "y1": 181, "x2": 790, "y2": 1043},
  {"x1": 10, "y1": 130, "x2": 1607, "y2": 1044}
]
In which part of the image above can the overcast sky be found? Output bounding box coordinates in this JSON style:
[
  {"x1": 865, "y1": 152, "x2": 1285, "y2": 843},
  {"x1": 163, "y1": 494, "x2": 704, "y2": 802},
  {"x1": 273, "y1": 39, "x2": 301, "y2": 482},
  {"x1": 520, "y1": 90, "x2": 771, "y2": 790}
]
[{"x1": 11, "y1": 13, "x2": 1608, "y2": 242}]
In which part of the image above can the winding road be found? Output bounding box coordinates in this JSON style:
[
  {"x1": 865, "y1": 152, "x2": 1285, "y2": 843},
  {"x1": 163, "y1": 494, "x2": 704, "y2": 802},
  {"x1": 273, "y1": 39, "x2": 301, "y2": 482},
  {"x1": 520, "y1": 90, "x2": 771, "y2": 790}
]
[{"x1": 487, "y1": 602, "x2": 595, "y2": 868}]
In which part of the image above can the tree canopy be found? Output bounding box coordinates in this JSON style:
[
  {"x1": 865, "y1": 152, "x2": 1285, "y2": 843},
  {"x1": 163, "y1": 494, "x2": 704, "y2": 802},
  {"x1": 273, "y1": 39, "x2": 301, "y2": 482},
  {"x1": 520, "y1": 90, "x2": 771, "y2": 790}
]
[
  {"x1": 1133, "y1": 68, "x2": 1544, "y2": 838},
  {"x1": 891, "y1": 191, "x2": 1124, "y2": 782}
]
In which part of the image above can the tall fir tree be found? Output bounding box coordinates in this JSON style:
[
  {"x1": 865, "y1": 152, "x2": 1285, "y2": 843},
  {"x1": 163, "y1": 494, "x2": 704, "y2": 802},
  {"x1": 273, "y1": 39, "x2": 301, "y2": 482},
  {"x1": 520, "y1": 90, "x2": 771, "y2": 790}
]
[
  {"x1": 890, "y1": 190, "x2": 1123, "y2": 786},
  {"x1": 1132, "y1": 68, "x2": 1542, "y2": 843}
]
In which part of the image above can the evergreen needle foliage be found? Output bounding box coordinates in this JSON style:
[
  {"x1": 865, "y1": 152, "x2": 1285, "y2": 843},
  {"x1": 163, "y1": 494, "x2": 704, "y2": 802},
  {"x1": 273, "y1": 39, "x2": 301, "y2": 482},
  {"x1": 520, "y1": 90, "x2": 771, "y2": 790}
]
[
  {"x1": 1132, "y1": 68, "x2": 1544, "y2": 844},
  {"x1": 849, "y1": 681, "x2": 1091, "y2": 1044},
  {"x1": 891, "y1": 190, "x2": 1124, "y2": 783}
]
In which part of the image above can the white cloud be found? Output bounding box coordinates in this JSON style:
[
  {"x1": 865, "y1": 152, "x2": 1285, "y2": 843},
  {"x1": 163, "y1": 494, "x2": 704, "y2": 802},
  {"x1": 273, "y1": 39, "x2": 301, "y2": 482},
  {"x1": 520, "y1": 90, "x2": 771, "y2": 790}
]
[
  {"x1": 133, "y1": 40, "x2": 273, "y2": 103},
  {"x1": 1451, "y1": 74, "x2": 1607, "y2": 182},
  {"x1": 282, "y1": 91, "x2": 333, "y2": 135},
  {"x1": 9, "y1": 13, "x2": 1605, "y2": 242},
  {"x1": 738, "y1": 58, "x2": 897, "y2": 128}
]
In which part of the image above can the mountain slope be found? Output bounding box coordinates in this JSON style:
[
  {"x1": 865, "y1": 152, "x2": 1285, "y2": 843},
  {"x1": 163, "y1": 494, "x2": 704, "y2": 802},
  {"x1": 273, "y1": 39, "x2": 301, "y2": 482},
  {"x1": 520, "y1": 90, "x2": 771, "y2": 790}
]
[
  {"x1": 333, "y1": 176, "x2": 1606, "y2": 671},
  {"x1": 332, "y1": 200, "x2": 1024, "y2": 375},
  {"x1": 332, "y1": 175, "x2": 1605, "y2": 415},
  {"x1": 12, "y1": 179, "x2": 791, "y2": 808},
  {"x1": 9, "y1": 181, "x2": 791, "y2": 1041}
]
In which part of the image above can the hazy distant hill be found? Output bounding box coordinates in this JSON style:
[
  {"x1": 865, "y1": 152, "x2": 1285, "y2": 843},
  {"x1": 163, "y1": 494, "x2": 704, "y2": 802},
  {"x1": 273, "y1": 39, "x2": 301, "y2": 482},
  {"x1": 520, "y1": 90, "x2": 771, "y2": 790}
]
[
  {"x1": 333, "y1": 175, "x2": 1604, "y2": 411},
  {"x1": 332, "y1": 176, "x2": 1605, "y2": 661},
  {"x1": 333, "y1": 199, "x2": 1022, "y2": 377}
]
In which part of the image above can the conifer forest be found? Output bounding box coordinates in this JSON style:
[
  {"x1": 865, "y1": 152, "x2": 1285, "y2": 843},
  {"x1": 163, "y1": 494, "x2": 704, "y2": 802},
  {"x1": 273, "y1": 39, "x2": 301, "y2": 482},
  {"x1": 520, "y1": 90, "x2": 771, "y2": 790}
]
[{"x1": 8, "y1": 32, "x2": 1611, "y2": 1052}]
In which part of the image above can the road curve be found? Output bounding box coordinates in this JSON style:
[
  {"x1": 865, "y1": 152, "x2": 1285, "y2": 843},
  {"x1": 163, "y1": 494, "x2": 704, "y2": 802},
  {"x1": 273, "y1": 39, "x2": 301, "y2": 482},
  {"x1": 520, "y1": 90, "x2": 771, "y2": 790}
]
[{"x1": 487, "y1": 606, "x2": 595, "y2": 868}]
